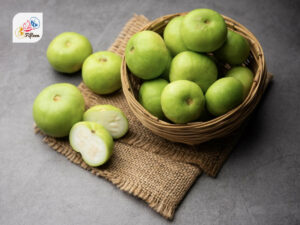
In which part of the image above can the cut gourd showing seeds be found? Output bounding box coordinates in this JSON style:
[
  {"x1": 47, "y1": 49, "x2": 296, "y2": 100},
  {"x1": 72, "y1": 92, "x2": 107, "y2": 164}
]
[
  {"x1": 69, "y1": 121, "x2": 114, "y2": 167},
  {"x1": 83, "y1": 105, "x2": 129, "y2": 139}
]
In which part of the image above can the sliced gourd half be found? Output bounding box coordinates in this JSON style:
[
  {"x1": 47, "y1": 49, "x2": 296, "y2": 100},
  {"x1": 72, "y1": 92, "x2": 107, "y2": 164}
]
[
  {"x1": 83, "y1": 105, "x2": 129, "y2": 139},
  {"x1": 69, "y1": 121, "x2": 114, "y2": 167}
]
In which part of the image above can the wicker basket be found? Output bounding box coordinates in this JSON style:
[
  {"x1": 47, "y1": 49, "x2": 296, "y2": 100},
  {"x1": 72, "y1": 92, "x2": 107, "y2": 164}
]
[{"x1": 121, "y1": 12, "x2": 268, "y2": 145}]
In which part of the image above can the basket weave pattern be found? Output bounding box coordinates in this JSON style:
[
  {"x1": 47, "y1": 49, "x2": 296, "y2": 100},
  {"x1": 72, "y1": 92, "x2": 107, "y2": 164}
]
[{"x1": 121, "y1": 12, "x2": 268, "y2": 145}]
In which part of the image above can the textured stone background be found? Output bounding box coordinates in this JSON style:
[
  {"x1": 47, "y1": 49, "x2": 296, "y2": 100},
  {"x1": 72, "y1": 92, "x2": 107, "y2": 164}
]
[{"x1": 0, "y1": 0, "x2": 299, "y2": 224}]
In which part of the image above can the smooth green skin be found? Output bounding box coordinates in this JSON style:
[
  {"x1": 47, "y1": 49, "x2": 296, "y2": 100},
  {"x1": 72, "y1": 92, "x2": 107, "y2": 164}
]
[
  {"x1": 160, "y1": 49, "x2": 172, "y2": 81},
  {"x1": 214, "y1": 30, "x2": 250, "y2": 65},
  {"x1": 83, "y1": 104, "x2": 129, "y2": 139},
  {"x1": 33, "y1": 83, "x2": 85, "y2": 137},
  {"x1": 226, "y1": 66, "x2": 254, "y2": 99},
  {"x1": 125, "y1": 31, "x2": 169, "y2": 80},
  {"x1": 69, "y1": 121, "x2": 114, "y2": 167},
  {"x1": 161, "y1": 80, "x2": 205, "y2": 124},
  {"x1": 82, "y1": 51, "x2": 122, "y2": 95},
  {"x1": 169, "y1": 51, "x2": 218, "y2": 92},
  {"x1": 163, "y1": 16, "x2": 188, "y2": 56},
  {"x1": 181, "y1": 9, "x2": 227, "y2": 52},
  {"x1": 205, "y1": 77, "x2": 244, "y2": 116},
  {"x1": 139, "y1": 79, "x2": 168, "y2": 119},
  {"x1": 47, "y1": 32, "x2": 92, "y2": 73}
]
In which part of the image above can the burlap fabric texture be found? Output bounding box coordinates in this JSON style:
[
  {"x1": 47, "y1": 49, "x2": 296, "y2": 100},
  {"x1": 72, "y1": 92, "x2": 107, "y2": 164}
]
[{"x1": 35, "y1": 14, "x2": 272, "y2": 220}]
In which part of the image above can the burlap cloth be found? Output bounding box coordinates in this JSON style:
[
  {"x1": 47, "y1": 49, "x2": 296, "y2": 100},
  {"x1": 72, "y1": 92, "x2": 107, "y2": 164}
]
[{"x1": 35, "y1": 15, "x2": 272, "y2": 220}]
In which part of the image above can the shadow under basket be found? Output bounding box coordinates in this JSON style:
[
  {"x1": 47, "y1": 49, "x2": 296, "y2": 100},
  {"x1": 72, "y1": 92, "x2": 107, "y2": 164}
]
[{"x1": 121, "y1": 12, "x2": 268, "y2": 145}]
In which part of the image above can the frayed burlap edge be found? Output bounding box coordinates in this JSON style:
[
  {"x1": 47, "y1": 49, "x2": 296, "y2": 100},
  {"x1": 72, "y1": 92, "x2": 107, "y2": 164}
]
[
  {"x1": 34, "y1": 16, "x2": 201, "y2": 220},
  {"x1": 34, "y1": 14, "x2": 272, "y2": 219},
  {"x1": 34, "y1": 126, "x2": 201, "y2": 220}
]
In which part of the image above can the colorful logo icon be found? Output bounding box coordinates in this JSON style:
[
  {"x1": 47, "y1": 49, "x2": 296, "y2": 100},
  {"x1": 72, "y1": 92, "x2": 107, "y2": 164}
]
[{"x1": 13, "y1": 13, "x2": 43, "y2": 43}]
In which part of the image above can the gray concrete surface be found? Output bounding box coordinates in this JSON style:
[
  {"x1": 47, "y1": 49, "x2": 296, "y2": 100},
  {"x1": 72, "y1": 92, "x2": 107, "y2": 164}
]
[{"x1": 0, "y1": 0, "x2": 299, "y2": 224}]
